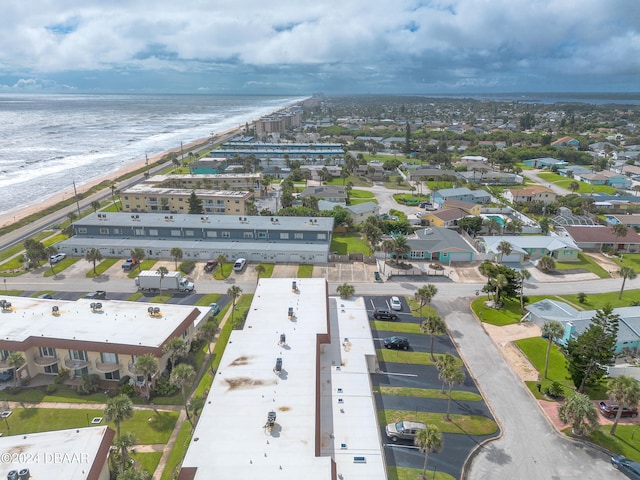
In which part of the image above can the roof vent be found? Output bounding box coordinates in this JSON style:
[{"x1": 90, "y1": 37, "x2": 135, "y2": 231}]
[
  {"x1": 52, "y1": 305, "x2": 59, "y2": 315},
  {"x1": 17, "y1": 469, "x2": 30, "y2": 480}
]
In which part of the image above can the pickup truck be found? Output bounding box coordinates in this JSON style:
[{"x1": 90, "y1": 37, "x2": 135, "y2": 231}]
[
  {"x1": 122, "y1": 258, "x2": 137, "y2": 271},
  {"x1": 204, "y1": 260, "x2": 217, "y2": 273}
]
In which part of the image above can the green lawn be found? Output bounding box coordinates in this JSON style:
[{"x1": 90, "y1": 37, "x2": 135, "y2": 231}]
[
  {"x1": 127, "y1": 261, "x2": 158, "y2": 279},
  {"x1": 330, "y1": 233, "x2": 370, "y2": 255},
  {"x1": 374, "y1": 386, "x2": 482, "y2": 402},
  {"x1": 380, "y1": 409, "x2": 498, "y2": 436},
  {"x1": 383, "y1": 176, "x2": 412, "y2": 191},
  {"x1": 0, "y1": 408, "x2": 178, "y2": 444},
  {"x1": 536, "y1": 172, "x2": 617, "y2": 195},
  {"x1": 587, "y1": 425, "x2": 640, "y2": 464},
  {"x1": 610, "y1": 252, "x2": 640, "y2": 271},
  {"x1": 132, "y1": 451, "x2": 163, "y2": 477},
  {"x1": 371, "y1": 320, "x2": 423, "y2": 334},
  {"x1": 349, "y1": 189, "x2": 378, "y2": 205},
  {"x1": 555, "y1": 253, "x2": 610, "y2": 278},
  {"x1": 42, "y1": 257, "x2": 81, "y2": 277},
  {"x1": 472, "y1": 298, "x2": 524, "y2": 326},
  {"x1": 256, "y1": 263, "x2": 274, "y2": 279},
  {"x1": 297, "y1": 264, "x2": 314, "y2": 277},
  {"x1": 389, "y1": 466, "x2": 455, "y2": 480},
  {"x1": 160, "y1": 420, "x2": 193, "y2": 480},
  {"x1": 86, "y1": 258, "x2": 119, "y2": 278},
  {"x1": 378, "y1": 349, "x2": 460, "y2": 366},
  {"x1": 324, "y1": 176, "x2": 372, "y2": 187},
  {"x1": 213, "y1": 262, "x2": 234, "y2": 280},
  {"x1": 1, "y1": 385, "x2": 142, "y2": 404}
]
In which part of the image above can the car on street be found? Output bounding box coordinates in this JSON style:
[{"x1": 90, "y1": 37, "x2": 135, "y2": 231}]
[
  {"x1": 37, "y1": 293, "x2": 53, "y2": 299},
  {"x1": 373, "y1": 307, "x2": 398, "y2": 321},
  {"x1": 599, "y1": 401, "x2": 638, "y2": 419},
  {"x1": 383, "y1": 336, "x2": 409, "y2": 350},
  {"x1": 209, "y1": 302, "x2": 220, "y2": 316},
  {"x1": 50, "y1": 253, "x2": 66, "y2": 264},
  {"x1": 385, "y1": 420, "x2": 426, "y2": 442},
  {"x1": 86, "y1": 290, "x2": 107, "y2": 300},
  {"x1": 390, "y1": 296, "x2": 402, "y2": 311},
  {"x1": 612, "y1": 455, "x2": 640, "y2": 479}
]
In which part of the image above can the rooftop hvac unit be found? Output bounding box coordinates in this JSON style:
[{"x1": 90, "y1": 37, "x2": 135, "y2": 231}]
[
  {"x1": 52, "y1": 305, "x2": 59, "y2": 313},
  {"x1": 17, "y1": 469, "x2": 30, "y2": 480},
  {"x1": 7, "y1": 471, "x2": 18, "y2": 480},
  {"x1": 136, "y1": 215, "x2": 139, "y2": 219}
]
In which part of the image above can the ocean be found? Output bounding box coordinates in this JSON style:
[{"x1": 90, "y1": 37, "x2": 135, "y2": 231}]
[{"x1": 0, "y1": 94, "x2": 305, "y2": 217}]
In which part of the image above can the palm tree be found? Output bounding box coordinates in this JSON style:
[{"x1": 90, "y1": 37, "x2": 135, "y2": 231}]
[
  {"x1": 414, "y1": 284, "x2": 438, "y2": 317},
  {"x1": 442, "y1": 362, "x2": 466, "y2": 421},
  {"x1": 7, "y1": 352, "x2": 25, "y2": 387},
  {"x1": 542, "y1": 321, "x2": 565, "y2": 379},
  {"x1": 130, "y1": 248, "x2": 145, "y2": 271},
  {"x1": 133, "y1": 354, "x2": 158, "y2": 401},
  {"x1": 45, "y1": 245, "x2": 59, "y2": 275},
  {"x1": 162, "y1": 337, "x2": 188, "y2": 373},
  {"x1": 436, "y1": 354, "x2": 457, "y2": 394},
  {"x1": 110, "y1": 183, "x2": 119, "y2": 211},
  {"x1": 170, "y1": 363, "x2": 196, "y2": 425},
  {"x1": 490, "y1": 273, "x2": 508, "y2": 306},
  {"x1": 217, "y1": 254, "x2": 228, "y2": 277},
  {"x1": 85, "y1": 248, "x2": 103, "y2": 275},
  {"x1": 254, "y1": 264, "x2": 266, "y2": 284},
  {"x1": 496, "y1": 241, "x2": 512, "y2": 263},
  {"x1": 170, "y1": 247, "x2": 183, "y2": 270},
  {"x1": 612, "y1": 223, "x2": 628, "y2": 250},
  {"x1": 414, "y1": 425, "x2": 443, "y2": 480},
  {"x1": 518, "y1": 269, "x2": 532, "y2": 313},
  {"x1": 558, "y1": 392, "x2": 599, "y2": 436},
  {"x1": 392, "y1": 235, "x2": 411, "y2": 264},
  {"x1": 157, "y1": 266, "x2": 169, "y2": 290},
  {"x1": 619, "y1": 266, "x2": 637, "y2": 300},
  {"x1": 569, "y1": 181, "x2": 580, "y2": 193},
  {"x1": 91, "y1": 200, "x2": 101, "y2": 213},
  {"x1": 483, "y1": 217, "x2": 502, "y2": 235},
  {"x1": 607, "y1": 375, "x2": 640, "y2": 435},
  {"x1": 336, "y1": 283, "x2": 355, "y2": 300},
  {"x1": 227, "y1": 285, "x2": 242, "y2": 324},
  {"x1": 198, "y1": 322, "x2": 219, "y2": 374},
  {"x1": 104, "y1": 394, "x2": 134, "y2": 440},
  {"x1": 421, "y1": 314, "x2": 447, "y2": 361},
  {"x1": 381, "y1": 239, "x2": 395, "y2": 273},
  {"x1": 114, "y1": 431, "x2": 137, "y2": 475}
]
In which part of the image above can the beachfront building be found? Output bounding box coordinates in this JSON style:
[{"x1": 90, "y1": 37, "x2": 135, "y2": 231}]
[
  {"x1": 146, "y1": 173, "x2": 262, "y2": 192},
  {"x1": 254, "y1": 110, "x2": 302, "y2": 134},
  {"x1": 59, "y1": 212, "x2": 334, "y2": 264},
  {"x1": 212, "y1": 142, "x2": 345, "y2": 164},
  {"x1": 120, "y1": 179, "x2": 254, "y2": 216},
  {"x1": 480, "y1": 235, "x2": 581, "y2": 263},
  {"x1": 0, "y1": 296, "x2": 209, "y2": 384},
  {"x1": 178, "y1": 278, "x2": 386, "y2": 480},
  {"x1": 0, "y1": 426, "x2": 114, "y2": 480}
]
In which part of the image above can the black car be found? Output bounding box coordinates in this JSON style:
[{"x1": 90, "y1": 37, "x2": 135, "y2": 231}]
[
  {"x1": 383, "y1": 336, "x2": 410, "y2": 350},
  {"x1": 612, "y1": 455, "x2": 640, "y2": 479},
  {"x1": 373, "y1": 307, "x2": 398, "y2": 320},
  {"x1": 86, "y1": 290, "x2": 107, "y2": 300}
]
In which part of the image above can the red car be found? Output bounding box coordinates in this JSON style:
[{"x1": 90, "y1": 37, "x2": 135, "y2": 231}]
[{"x1": 599, "y1": 401, "x2": 638, "y2": 419}]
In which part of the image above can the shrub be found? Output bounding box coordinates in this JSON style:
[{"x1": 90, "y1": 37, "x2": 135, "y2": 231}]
[
  {"x1": 545, "y1": 381, "x2": 564, "y2": 399},
  {"x1": 46, "y1": 384, "x2": 58, "y2": 394},
  {"x1": 153, "y1": 372, "x2": 178, "y2": 397},
  {"x1": 78, "y1": 374, "x2": 100, "y2": 394},
  {"x1": 577, "y1": 292, "x2": 587, "y2": 304},
  {"x1": 120, "y1": 382, "x2": 135, "y2": 397},
  {"x1": 179, "y1": 260, "x2": 196, "y2": 274}
]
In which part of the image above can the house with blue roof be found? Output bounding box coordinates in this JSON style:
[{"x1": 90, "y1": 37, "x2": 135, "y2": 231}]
[
  {"x1": 481, "y1": 235, "x2": 581, "y2": 263},
  {"x1": 403, "y1": 227, "x2": 476, "y2": 263}
]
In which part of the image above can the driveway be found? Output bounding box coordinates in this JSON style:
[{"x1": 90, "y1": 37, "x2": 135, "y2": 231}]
[
  {"x1": 520, "y1": 169, "x2": 571, "y2": 196},
  {"x1": 436, "y1": 297, "x2": 623, "y2": 480}
]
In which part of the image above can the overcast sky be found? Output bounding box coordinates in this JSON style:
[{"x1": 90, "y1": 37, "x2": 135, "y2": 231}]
[{"x1": 1, "y1": 0, "x2": 638, "y2": 95}]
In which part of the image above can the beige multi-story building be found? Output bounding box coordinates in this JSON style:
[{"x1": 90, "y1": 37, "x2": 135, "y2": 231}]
[
  {"x1": 120, "y1": 174, "x2": 255, "y2": 215},
  {"x1": 0, "y1": 297, "x2": 210, "y2": 386}
]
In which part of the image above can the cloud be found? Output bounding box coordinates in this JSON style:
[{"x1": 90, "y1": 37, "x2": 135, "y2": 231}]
[{"x1": 0, "y1": 0, "x2": 637, "y2": 93}]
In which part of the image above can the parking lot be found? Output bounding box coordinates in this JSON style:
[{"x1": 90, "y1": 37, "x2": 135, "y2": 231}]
[{"x1": 364, "y1": 295, "x2": 499, "y2": 479}]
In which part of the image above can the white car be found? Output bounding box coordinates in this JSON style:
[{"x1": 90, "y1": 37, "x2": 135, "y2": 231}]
[
  {"x1": 50, "y1": 253, "x2": 66, "y2": 264},
  {"x1": 233, "y1": 258, "x2": 247, "y2": 271},
  {"x1": 390, "y1": 296, "x2": 402, "y2": 311}
]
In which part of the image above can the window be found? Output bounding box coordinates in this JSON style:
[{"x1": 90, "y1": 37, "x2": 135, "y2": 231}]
[
  {"x1": 39, "y1": 347, "x2": 56, "y2": 358},
  {"x1": 134, "y1": 228, "x2": 145, "y2": 236},
  {"x1": 105, "y1": 370, "x2": 121, "y2": 380},
  {"x1": 185, "y1": 230, "x2": 194, "y2": 237},
  {"x1": 113, "y1": 228, "x2": 122, "y2": 235},
  {"x1": 69, "y1": 350, "x2": 88, "y2": 361},
  {"x1": 317, "y1": 233, "x2": 326, "y2": 240},
  {"x1": 99, "y1": 228, "x2": 109, "y2": 235},
  {"x1": 101, "y1": 352, "x2": 118, "y2": 364},
  {"x1": 244, "y1": 232, "x2": 254, "y2": 239},
  {"x1": 294, "y1": 233, "x2": 303, "y2": 239},
  {"x1": 206, "y1": 231, "x2": 217, "y2": 238},
  {"x1": 149, "y1": 229, "x2": 158, "y2": 236},
  {"x1": 0, "y1": 350, "x2": 13, "y2": 361},
  {"x1": 44, "y1": 364, "x2": 59, "y2": 374},
  {"x1": 258, "y1": 232, "x2": 267, "y2": 239},
  {"x1": 77, "y1": 228, "x2": 87, "y2": 234},
  {"x1": 280, "y1": 233, "x2": 289, "y2": 240},
  {"x1": 221, "y1": 231, "x2": 230, "y2": 238},
  {"x1": 171, "y1": 230, "x2": 181, "y2": 237}
]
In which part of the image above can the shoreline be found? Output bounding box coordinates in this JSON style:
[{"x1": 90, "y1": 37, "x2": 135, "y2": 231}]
[{"x1": 0, "y1": 127, "x2": 240, "y2": 228}]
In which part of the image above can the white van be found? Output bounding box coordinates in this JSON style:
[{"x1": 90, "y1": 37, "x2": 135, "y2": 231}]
[{"x1": 233, "y1": 258, "x2": 247, "y2": 271}]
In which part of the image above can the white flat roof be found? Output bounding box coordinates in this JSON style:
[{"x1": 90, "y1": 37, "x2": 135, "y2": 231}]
[
  {"x1": 181, "y1": 279, "x2": 386, "y2": 480},
  {"x1": 0, "y1": 426, "x2": 111, "y2": 479},
  {"x1": 0, "y1": 297, "x2": 208, "y2": 350}
]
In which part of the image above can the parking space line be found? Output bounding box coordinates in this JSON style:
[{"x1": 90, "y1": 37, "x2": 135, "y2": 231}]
[
  {"x1": 379, "y1": 372, "x2": 418, "y2": 377},
  {"x1": 384, "y1": 444, "x2": 419, "y2": 450}
]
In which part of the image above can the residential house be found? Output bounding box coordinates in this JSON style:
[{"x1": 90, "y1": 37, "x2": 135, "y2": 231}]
[
  {"x1": 551, "y1": 136, "x2": 580, "y2": 149},
  {"x1": 558, "y1": 165, "x2": 591, "y2": 178},
  {"x1": 443, "y1": 199, "x2": 482, "y2": 215},
  {"x1": 0, "y1": 297, "x2": 209, "y2": 385},
  {"x1": 422, "y1": 208, "x2": 468, "y2": 228},
  {"x1": 431, "y1": 187, "x2": 492, "y2": 209},
  {"x1": 504, "y1": 186, "x2": 556, "y2": 205},
  {"x1": 480, "y1": 235, "x2": 581, "y2": 263},
  {"x1": 459, "y1": 170, "x2": 522, "y2": 185},
  {"x1": 344, "y1": 201, "x2": 380, "y2": 224},
  {"x1": 406, "y1": 168, "x2": 457, "y2": 182},
  {"x1": 525, "y1": 299, "x2": 640, "y2": 354},
  {"x1": 522, "y1": 157, "x2": 568, "y2": 169},
  {"x1": 402, "y1": 227, "x2": 476, "y2": 262},
  {"x1": 58, "y1": 212, "x2": 335, "y2": 264},
  {"x1": 559, "y1": 225, "x2": 640, "y2": 253},
  {"x1": 354, "y1": 163, "x2": 388, "y2": 180},
  {"x1": 300, "y1": 185, "x2": 347, "y2": 205},
  {"x1": 605, "y1": 214, "x2": 640, "y2": 229}
]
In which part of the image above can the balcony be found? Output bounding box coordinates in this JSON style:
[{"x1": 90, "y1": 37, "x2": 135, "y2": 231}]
[
  {"x1": 33, "y1": 354, "x2": 59, "y2": 367},
  {"x1": 64, "y1": 357, "x2": 90, "y2": 370},
  {"x1": 95, "y1": 359, "x2": 121, "y2": 372}
]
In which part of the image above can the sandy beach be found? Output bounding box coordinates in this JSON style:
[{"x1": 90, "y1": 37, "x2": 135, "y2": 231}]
[{"x1": 0, "y1": 129, "x2": 239, "y2": 228}]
